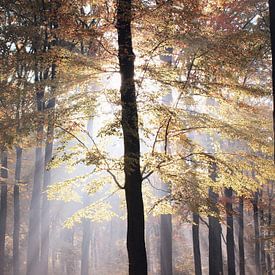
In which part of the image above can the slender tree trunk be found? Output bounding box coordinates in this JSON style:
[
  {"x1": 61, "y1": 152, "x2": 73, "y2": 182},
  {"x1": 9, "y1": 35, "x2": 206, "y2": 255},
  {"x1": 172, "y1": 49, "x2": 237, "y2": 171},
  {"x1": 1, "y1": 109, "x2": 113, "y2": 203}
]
[
  {"x1": 266, "y1": 184, "x2": 273, "y2": 275},
  {"x1": 40, "y1": 62, "x2": 56, "y2": 273},
  {"x1": 80, "y1": 191, "x2": 91, "y2": 275},
  {"x1": 160, "y1": 48, "x2": 173, "y2": 275},
  {"x1": 238, "y1": 196, "x2": 245, "y2": 275},
  {"x1": 269, "y1": 0, "x2": 275, "y2": 160},
  {"x1": 40, "y1": 104, "x2": 55, "y2": 275},
  {"x1": 225, "y1": 187, "x2": 236, "y2": 275},
  {"x1": 259, "y1": 191, "x2": 267, "y2": 273},
  {"x1": 252, "y1": 193, "x2": 261, "y2": 275},
  {"x1": 0, "y1": 151, "x2": 8, "y2": 275},
  {"x1": 208, "y1": 163, "x2": 223, "y2": 275},
  {"x1": 81, "y1": 219, "x2": 91, "y2": 275},
  {"x1": 192, "y1": 213, "x2": 202, "y2": 275},
  {"x1": 160, "y1": 214, "x2": 172, "y2": 275},
  {"x1": 91, "y1": 226, "x2": 97, "y2": 273},
  {"x1": 26, "y1": 90, "x2": 44, "y2": 275},
  {"x1": 268, "y1": 3, "x2": 275, "y2": 274},
  {"x1": 145, "y1": 223, "x2": 151, "y2": 273},
  {"x1": 64, "y1": 229, "x2": 75, "y2": 275},
  {"x1": 40, "y1": 0, "x2": 58, "y2": 267},
  {"x1": 116, "y1": 1, "x2": 147, "y2": 273},
  {"x1": 13, "y1": 147, "x2": 22, "y2": 275},
  {"x1": 208, "y1": 189, "x2": 223, "y2": 275}
]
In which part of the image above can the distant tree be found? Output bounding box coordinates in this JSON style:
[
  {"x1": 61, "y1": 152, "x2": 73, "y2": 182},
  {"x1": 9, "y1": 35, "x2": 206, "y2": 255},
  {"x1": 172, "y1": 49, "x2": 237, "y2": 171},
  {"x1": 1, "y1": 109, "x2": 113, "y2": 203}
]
[
  {"x1": 208, "y1": 164, "x2": 223, "y2": 275},
  {"x1": 238, "y1": 196, "x2": 245, "y2": 275},
  {"x1": 192, "y1": 212, "x2": 202, "y2": 275},
  {"x1": 225, "y1": 187, "x2": 236, "y2": 275},
  {"x1": 0, "y1": 151, "x2": 8, "y2": 275}
]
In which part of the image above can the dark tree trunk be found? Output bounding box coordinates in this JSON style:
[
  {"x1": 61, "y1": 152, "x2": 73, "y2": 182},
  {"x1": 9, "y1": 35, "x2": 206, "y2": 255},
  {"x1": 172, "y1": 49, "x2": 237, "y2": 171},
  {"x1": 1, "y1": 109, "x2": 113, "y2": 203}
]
[
  {"x1": 116, "y1": 0, "x2": 147, "y2": 274},
  {"x1": 160, "y1": 214, "x2": 172, "y2": 275},
  {"x1": 225, "y1": 187, "x2": 236, "y2": 275},
  {"x1": 13, "y1": 147, "x2": 22, "y2": 275},
  {"x1": 208, "y1": 190, "x2": 223, "y2": 275},
  {"x1": 0, "y1": 151, "x2": 8, "y2": 275},
  {"x1": 208, "y1": 163, "x2": 223, "y2": 275},
  {"x1": 238, "y1": 196, "x2": 245, "y2": 275},
  {"x1": 26, "y1": 90, "x2": 44, "y2": 275},
  {"x1": 81, "y1": 219, "x2": 91, "y2": 275},
  {"x1": 252, "y1": 193, "x2": 261, "y2": 275},
  {"x1": 192, "y1": 213, "x2": 202, "y2": 275}
]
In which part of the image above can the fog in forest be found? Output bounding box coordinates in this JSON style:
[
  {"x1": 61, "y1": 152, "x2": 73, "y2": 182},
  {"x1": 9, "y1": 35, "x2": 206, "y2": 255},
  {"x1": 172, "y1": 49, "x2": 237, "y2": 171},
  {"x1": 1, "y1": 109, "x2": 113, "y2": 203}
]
[{"x1": 0, "y1": 1, "x2": 274, "y2": 275}]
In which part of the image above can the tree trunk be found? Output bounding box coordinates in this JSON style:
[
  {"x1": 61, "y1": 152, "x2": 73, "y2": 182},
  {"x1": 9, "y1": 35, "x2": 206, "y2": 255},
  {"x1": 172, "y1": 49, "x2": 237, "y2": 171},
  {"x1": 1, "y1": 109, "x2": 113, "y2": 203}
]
[
  {"x1": 225, "y1": 187, "x2": 236, "y2": 275},
  {"x1": 91, "y1": 226, "x2": 97, "y2": 273},
  {"x1": 0, "y1": 151, "x2": 8, "y2": 275},
  {"x1": 160, "y1": 48, "x2": 173, "y2": 275},
  {"x1": 208, "y1": 163, "x2": 223, "y2": 275},
  {"x1": 160, "y1": 214, "x2": 172, "y2": 275},
  {"x1": 116, "y1": 0, "x2": 147, "y2": 274},
  {"x1": 238, "y1": 196, "x2": 245, "y2": 275},
  {"x1": 81, "y1": 219, "x2": 91, "y2": 275},
  {"x1": 40, "y1": 108, "x2": 55, "y2": 275},
  {"x1": 40, "y1": 61, "x2": 56, "y2": 272},
  {"x1": 268, "y1": 3, "x2": 275, "y2": 274},
  {"x1": 259, "y1": 191, "x2": 267, "y2": 273},
  {"x1": 192, "y1": 213, "x2": 202, "y2": 275},
  {"x1": 208, "y1": 190, "x2": 223, "y2": 275},
  {"x1": 252, "y1": 193, "x2": 261, "y2": 275},
  {"x1": 269, "y1": 0, "x2": 275, "y2": 160},
  {"x1": 64, "y1": 228, "x2": 75, "y2": 275},
  {"x1": 26, "y1": 90, "x2": 44, "y2": 275},
  {"x1": 267, "y1": 184, "x2": 273, "y2": 275},
  {"x1": 13, "y1": 147, "x2": 22, "y2": 275}
]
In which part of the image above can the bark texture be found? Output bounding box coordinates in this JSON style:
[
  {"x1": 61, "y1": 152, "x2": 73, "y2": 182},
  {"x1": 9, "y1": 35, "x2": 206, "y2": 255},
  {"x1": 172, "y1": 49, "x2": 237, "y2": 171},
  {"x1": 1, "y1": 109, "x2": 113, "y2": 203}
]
[{"x1": 116, "y1": 0, "x2": 147, "y2": 273}]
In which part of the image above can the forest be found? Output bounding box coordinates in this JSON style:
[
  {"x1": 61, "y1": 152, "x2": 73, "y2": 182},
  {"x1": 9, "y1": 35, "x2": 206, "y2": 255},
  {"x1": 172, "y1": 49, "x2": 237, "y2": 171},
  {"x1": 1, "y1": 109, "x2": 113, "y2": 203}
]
[{"x1": 0, "y1": 0, "x2": 274, "y2": 274}]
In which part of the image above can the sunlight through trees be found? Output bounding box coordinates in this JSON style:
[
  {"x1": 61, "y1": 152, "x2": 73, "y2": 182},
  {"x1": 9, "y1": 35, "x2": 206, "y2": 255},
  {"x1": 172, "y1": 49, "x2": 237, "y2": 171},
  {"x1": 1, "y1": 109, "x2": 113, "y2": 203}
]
[{"x1": 0, "y1": 0, "x2": 274, "y2": 274}]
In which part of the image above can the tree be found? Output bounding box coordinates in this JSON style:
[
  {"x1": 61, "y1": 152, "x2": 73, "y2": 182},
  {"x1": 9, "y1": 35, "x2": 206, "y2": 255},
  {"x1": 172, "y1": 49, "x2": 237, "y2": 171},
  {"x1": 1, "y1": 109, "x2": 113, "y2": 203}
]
[
  {"x1": 1, "y1": 1, "x2": 273, "y2": 274},
  {"x1": 13, "y1": 146, "x2": 22, "y2": 275},
  {"x1": 238, "y1": 196, "x2": 245, "y2": 275},
  {"x1": 208, "y1": 164, "x2": 223, "y2": 275},
  {"x1": 225, "y1": 187, "x2": 236, "y2": 275},
  {"x1": 0, "y1": 151, "x2": 8, "y2": 275},
  {"x1": 268, "y1": 3, "x2": 275, "y2": 273},
  {"x1": 192, "y1": 212, "x2": 202, "y2": 275},
  {"x1": 269, "y1": 0, "x2": 275, "y2": 158},
  {"x1": 116, "y1": 0, "x2": 147, "y2": 273}
]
